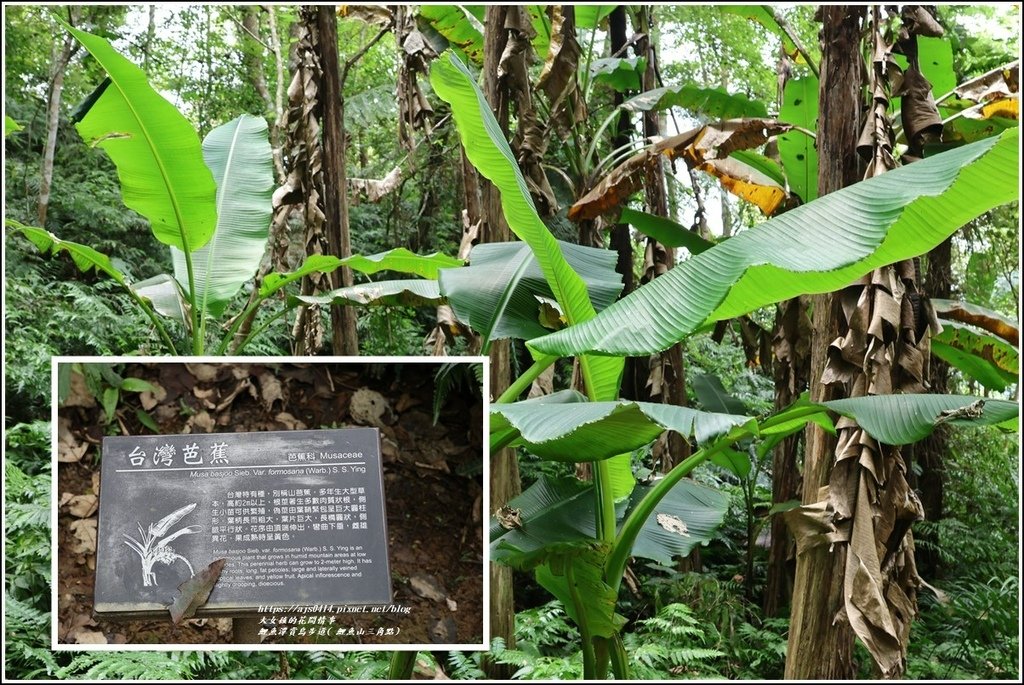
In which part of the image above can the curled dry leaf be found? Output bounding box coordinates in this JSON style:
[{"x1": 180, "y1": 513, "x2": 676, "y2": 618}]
[
  {"x1": 139, "y1": 381, "x2": 167, "y2": 410},
  {"x1": 569, "y1": 118, "x2": 793, "y2": 221},
  {"x1": 169, "y1": 557, "x2": 227, "y2": 624}
]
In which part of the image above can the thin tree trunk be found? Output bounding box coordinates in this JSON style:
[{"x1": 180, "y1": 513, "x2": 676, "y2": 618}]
[
  {"x1": 142, "y1": 5, "x2": 156, "y2": 74},
  {"x1": 37, "y1": 9, "x2": 80, "y2": 227},
  {"x1": 316, "y1": 6, "x2": 359, "y2": 355},
  {"x1": 266, "y1": 4, "x2": 286, "y2": 182},
  {"x1": 242, "y1": 6, "x2": 272, "y2": 113},
  {"x1": 784, "y1": 6, "x2": 864, "y2": 680}
]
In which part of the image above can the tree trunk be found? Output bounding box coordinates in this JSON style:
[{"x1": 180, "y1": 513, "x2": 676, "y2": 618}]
[
  {"x1": 915, "y1": 236, "x2": 953, "y2": 577},
  {"x1": 763, "y1": 295, "x2": 809, "y2": 617},
  {"x1": 784, "y1": 6, "x2": 864, "y2": 680},
  {"x1": 481, "y1": 7, "x2": 519, "y2": 678},
  {"x1": 37, "y1": 9, "x2": 80, "y2": 227},
  {"x1": 242, "y1": 6, "x2": 273, "y2": 113},
  {"x1": 315, "y1": 7, "x2": 359, "y2": 355}
]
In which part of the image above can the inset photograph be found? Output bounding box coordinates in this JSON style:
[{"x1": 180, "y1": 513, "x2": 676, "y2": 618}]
[{"x1": 54, "y1": 358, "x2": 485, "y2": 649}]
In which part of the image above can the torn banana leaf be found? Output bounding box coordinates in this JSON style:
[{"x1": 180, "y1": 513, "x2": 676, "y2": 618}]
[{"x1": 290, "y1": 279, "x2": 443, "y2": 308}]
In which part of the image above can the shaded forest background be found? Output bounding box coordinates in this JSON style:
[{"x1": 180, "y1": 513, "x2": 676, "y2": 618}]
[{"x1": 4, "y1": 3, "x2": 1021, "y2": 680}]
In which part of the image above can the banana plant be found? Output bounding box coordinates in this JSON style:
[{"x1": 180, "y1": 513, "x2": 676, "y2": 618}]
[
  {"x1": 7, "y1": 26, "x2": 474, "y2": 356},
  {"x1": 429, "y1": 50, "x2": 1019, "y2": 680}
]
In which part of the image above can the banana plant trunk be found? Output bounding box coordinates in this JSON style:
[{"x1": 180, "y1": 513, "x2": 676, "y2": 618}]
[{"x1": 784, "y1": 6, "x2": 864, "y2": 679}]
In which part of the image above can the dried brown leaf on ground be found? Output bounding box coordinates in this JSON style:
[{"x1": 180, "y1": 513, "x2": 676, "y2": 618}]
[
  {"x1": 65, "y1": 493, "x2": 98, "y2": 518},
  {"x1": 69, "y1": 518, "x2": 98, "y2": 554},
  {"x1": 58, "y1": 417, "x2": 89, "y2": 463}
]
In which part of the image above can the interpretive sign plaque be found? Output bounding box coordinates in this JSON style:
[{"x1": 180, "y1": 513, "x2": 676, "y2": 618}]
[{"x1": 94, "y1": 428, "x2": 391, "y2": 619}]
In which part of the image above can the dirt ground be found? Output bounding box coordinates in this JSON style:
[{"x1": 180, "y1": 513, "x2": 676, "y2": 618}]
[{"x1": 56, "y1": 361, "x2": 484, "y2": 647}]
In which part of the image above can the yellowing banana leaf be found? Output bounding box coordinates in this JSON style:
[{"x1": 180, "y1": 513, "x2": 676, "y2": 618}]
[
  {"x1": 64, "y1": 25, "x2": 217, "y2": 253},
  {"x1": 530, "y1": 128, "x2": 1018, "y2": 359},
  {"x1": 438, "y1": 240, "x2": 622, "y2": 343},
  {"x1": 569, "y1": 118, "x2": 793, "y2": 221},
  {"x1": 697, "y1": 157, "x2": 789, "y2": 216},
  {"x1": 172, "y1": 114, "x2": 273, "y2": 318},
  {"x1": 418, "y1": 5, "x2": 485, "y2": 65},
  {"x1": 932, "y1": 298, "x2": 1019, "y2": 346}
]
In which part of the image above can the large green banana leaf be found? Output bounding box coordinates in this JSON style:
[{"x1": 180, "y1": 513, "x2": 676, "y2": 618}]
[
  {"x1": 491, "y1": 389, "x2": 754, "y2": 461},
  {"x1": 494, "y1": 391, "x2": 1017, "y2": 461},
  {"x1": 431, "y1": 51, "x2": 630, "y2": 498},
  {"x1": 65, "y1": 25, "x2": 216, "y2": 253},
  {"x1": 172, "y1": 114, "x2": 273, "y2": 317},
  {"x1": 418, "y1": 5, "x2": 485, "y2": 65},
  {"x1": 931, "y1": 321, "x2": 1019, "y2": 391},
  {"x1": 536, "y1": 543, "x2": 626, "y2": 639},
  {"x1": 439, "y1": 240, "x2": 622, "y2": 343},
  {"x1": 530, "y1": 128, "x2": 1018, "y2": 359}
]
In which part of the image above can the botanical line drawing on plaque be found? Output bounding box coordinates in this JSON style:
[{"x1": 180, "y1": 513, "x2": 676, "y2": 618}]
[{"x1": 122, "y1": 503, "x2": 201, "y2": 587}]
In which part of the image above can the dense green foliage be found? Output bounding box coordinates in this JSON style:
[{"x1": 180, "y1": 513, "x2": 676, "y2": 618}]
[{"x1": 4, "y1": 3, "x2": 1019, "y2": 681}]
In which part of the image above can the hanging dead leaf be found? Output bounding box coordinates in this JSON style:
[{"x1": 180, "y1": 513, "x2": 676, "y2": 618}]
[
  {"x1": 338, "y1": 4, "x2": 394, "y2": 27},
  {"x1": 955, "y1": 60, "x2": 1019, "y2": 104},
  {"x1": 349, "y1": 166, "x2": 402, "y2": 203},
  {"x1": 69, "y1": 518, "x2": 98, "y2": 554},
  {"x1": 168, "y1": 558, "x2": 226, "y2": 624},
  {"x1": 569, "y1": 118, "x2": 793, "y2": 221}
]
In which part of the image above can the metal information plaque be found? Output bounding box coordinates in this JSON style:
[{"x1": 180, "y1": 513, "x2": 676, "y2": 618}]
[{"x1": 94, "y1": 428, "x2": 391, "y2": 618}]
